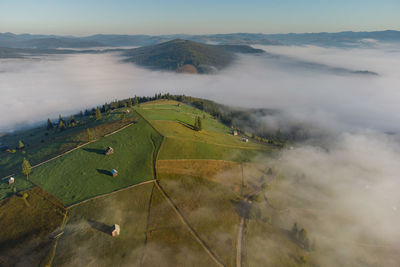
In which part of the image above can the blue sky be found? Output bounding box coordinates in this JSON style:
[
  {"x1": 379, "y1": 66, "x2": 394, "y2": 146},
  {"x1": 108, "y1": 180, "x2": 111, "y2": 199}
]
[{"x1": 0, "y1": 0, "x2": 399, "y2": 36}]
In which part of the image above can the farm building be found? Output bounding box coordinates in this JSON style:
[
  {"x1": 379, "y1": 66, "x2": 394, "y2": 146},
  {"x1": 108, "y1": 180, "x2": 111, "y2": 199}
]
[
  {"x1": 242, "y1": 138, "x2": 249, "y2": 143},
  {"x1": 233, "y1": 130, "x2": 238, "y2": 136},
  {"x1": 110, "y1": 169, "x2": 118, "y2": 177},
  {"x1": 8, "y1": 177, "x2": 15, "y2": 185},
  {"x1": 105, "y1": 147, "x2": 114, "y2": 155},
  {"x1": 177, "y1": 103, "x2": 181, "y2": 107},
  {"x1": 125, "y1": 109, "x2": 130, "y2": 114},
  {"x1": 111, "y1": 224, "x2": 120, "y2": 237}
]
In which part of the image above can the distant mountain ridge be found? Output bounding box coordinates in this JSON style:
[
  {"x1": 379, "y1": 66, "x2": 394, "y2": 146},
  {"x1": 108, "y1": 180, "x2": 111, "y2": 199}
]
[
  {"x1": 123, "y1": 39, "x2": 264, "y2": 73},
  {"x1": 1, "y1": 30, "x2": 399, "y2": 48}
]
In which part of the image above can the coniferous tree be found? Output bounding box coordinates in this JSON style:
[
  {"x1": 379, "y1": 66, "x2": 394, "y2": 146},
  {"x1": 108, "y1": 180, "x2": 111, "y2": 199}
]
[
  {"x1": 121, "y1": 112, "x2": 126, "y2": 122},
  {"x1": 58, "y1": 120, "x2": 66, "y2": 131},
  {"x1": 18, "y1": 140, "x2": 25, "y2": 149},
  {"x1": 134, "y1": 96, "x2": 139, "y2": 107},
  {"x1": 47, "y1": 118, "x2": 53, "y2": 130},
  {"x1": 86, "y1": 128, "x2": 93, "y2": 141},
  {"x1": 79, "y1": 110, "x2": 83, "y2": 117},
  {"x1": 70, "y1": 115, "x2": 75, "y2": 127},
  {"x1": 96, "y1": 107, "x2": 102, "y2": 121},
  {"x1": 291, "y1": 222, "x2": 298, "y2": 237},
  {"x1": 22, "y1": 158, "x2": 32, "y2": 180},
  {"x1": 197, "y1": 116, "x2": 202, "y2": 131},
  {"x1": 128, "y1": 98, "x2": 133, "y2": 108}
]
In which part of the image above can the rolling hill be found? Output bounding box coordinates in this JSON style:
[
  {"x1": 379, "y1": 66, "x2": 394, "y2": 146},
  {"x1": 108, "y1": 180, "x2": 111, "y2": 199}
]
[
  {"x1": 123, "y1": 39, "x2": 264, "y2": 73},
  {"x1": 1, "y1": 96, "x2": 397, "y2": 266}
]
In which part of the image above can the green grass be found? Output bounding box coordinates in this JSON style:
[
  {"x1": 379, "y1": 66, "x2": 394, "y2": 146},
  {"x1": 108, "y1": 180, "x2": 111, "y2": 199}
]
[
  {"x1": 157, "y1": 171, "x2": 240, "y2": 267},
  {"x1": 159, "y1": 137, "x2": 270, "y2": 162},
  {"x1": 0, "y1": 187, "x2": 66, "y2": 267},
  {"x1": 0, "y1": 108, "x2": 137, "y2": 177},
  {"x1": 137, "y1": 101, "x2": 231, "y2": 134},
  {"x1": 52, "y1": 183, "x2": 154, "y2": 267},
  {"x1": 142, "y1": 184, "x2": 217, "y2": 267},
  {"x1": 23, "y1": 115, "x2": 161, "y2": 206},
  {"x1": 137, "y1": 101, "x2": 274, "y2": 162},
  {"x1": 0, "y1": 176, "x2": 34, "y2": 200}
]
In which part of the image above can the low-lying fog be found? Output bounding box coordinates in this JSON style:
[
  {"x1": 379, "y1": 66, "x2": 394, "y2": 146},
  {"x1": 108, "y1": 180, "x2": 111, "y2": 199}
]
[
  {"x1": 1, "y1": 44, "x2": 400, "y2": 134},
  {"x1": 1, "y1": 43, "x2": 399, "y2": 264}
]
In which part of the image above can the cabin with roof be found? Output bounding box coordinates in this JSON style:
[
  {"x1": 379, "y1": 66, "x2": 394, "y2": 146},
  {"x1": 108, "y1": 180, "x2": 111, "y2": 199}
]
[
  {"x1": 242, "y1": 137, "x2": 249, "y2": 143},
  {"x1": 8, "y1": 177, "x2": 15, "y2": 185},
  {"x1": 233, "y1": 130, "x2": 238, "y2": 136},
  {"x1": 105, "y1": 147, "x2": 114, "y2": 156},
  {"x1": 111, "y1": 224, "x2": 120, "y2": 237}
]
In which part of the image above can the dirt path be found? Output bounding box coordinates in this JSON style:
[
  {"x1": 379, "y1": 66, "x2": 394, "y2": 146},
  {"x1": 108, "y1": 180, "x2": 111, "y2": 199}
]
[{"x1": 236, "y1": 216, "x2": 245, "y2": 267}]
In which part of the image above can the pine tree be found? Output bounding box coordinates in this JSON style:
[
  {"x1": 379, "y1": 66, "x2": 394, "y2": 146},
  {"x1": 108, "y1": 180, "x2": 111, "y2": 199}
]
[
  {"x1": 22, "y1": 158, "x2": 32, "y2": 180},
  {"x1": 96, "y1": 107, "x2": 102, "y2": 121},
  {"x1": 18, "y1": 140, "x2": 25, "y2": 149},
  {"x1": 58, "y1": 115, "x2": 65, "y2": 131},
  {"x1": 128, "y1": 98, "x2": 133, "y2": 108},
  {"x1": 70, "y1": 115, "x2": 75, "y2": 127},
  {"x1": 291, "y1": 222, "x2": 298, "y2": 237},
  {"x1": 86, "y1": 128, "x2": 93, "y2": 141},
  {"x1": 121, "y1": 112, "x2": 126, "y2": 122},
  {"x1": 197, "y1": 117, "x2": 202, "y2": 131},
  {"x1": 47, "y1": 118, "x2": 53, "y2": 130},
  {"x1": 79, "y1": 110, "x2": 83, "y2": 117},
  {"x1": 134, "y1": 96, "x2": 139, "y2": 107}
]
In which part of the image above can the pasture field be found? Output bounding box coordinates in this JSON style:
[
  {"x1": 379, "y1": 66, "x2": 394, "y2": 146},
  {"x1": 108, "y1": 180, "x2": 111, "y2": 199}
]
[
  {"x1": 158, "y1": 137, "x2": 270, "y2": 162},
  {"x1": 52, "y1": 183, "x2": 154, "y2": 267},
  {"x1": 24, "y1": 115, "x2": 162, "y2": 206},
  {"x1": 0, "y1": 175, "x2": 34, "y2": 200},
  {"x1": 137, "y1": 100, "x2": 232, "y2": 134},
  {"x1": 0, "y1": 108, "x2": 137, "y2": 177},
  {"x1": 142, "y1": 185, "x2": 217, "y2": 267},
  {"x1": 157, "y1": 165, "x2": 242, "y2": 267},
  {"x1": 0, "y1": 187, "x2": 66, "y2": 267},
  {"x1": 137, "y1": 101, "x2": 275, "y2": 162}
]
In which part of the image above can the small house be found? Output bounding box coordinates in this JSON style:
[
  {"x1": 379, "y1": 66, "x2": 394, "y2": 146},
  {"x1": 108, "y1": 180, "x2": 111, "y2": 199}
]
[
  {"x1": 242, "y1": 138, "x2": 249, "y2": 143},
  {"x1": 125, "y1": 109, "x2": 130, "y2": 114},
  {"x1": 233, "y1": 130, "x2": 238, "y2": 136},
  {"x1": 105, "y1": 147, "x2": 114, "y2": 156},
  {"x1": 111, "y1": 224, "x2": 120, "y2": 237},
  {"x1": 110, "y1": 169, "x2": 118, "y2": 177},
  {"x1": 8, "y1": 177, "x2": 15, "y2": 185},
  {"x1": 177, "y1": 103, "x2": 181, "y2": 107}
]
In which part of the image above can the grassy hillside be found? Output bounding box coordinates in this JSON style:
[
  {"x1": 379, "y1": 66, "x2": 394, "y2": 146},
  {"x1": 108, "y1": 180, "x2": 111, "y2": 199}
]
[
  {"x1": 0, "y1": 108, "x2": 137, "y2": 178},
  {"x1": 137, "y1": 100, "x2": 274, "y2": 162},
  {"x1": 123, "y1": 39, "x2": 263, "y2": 73},
  {"x1": 142, "y1": 185, "x2": 217, "y2": 267},
  {"x1": 0, "y1": 187, "x2": 66, "y2": 267},
  {"x1": 23, "y1": 114, "x2": 161, "y2": 206},
  {"x1": 52, "y1": 183, "x2": 154, "y2": 267}
]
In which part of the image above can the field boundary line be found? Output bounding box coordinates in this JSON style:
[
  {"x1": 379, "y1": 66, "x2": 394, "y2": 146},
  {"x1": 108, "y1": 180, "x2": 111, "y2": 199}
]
[
  {"x1": 154, "y1": 181, "x2": 225, "y2": 267},
  {"x1": 0, "y1": 122, "x2": 134, "y2": 181},
  {"x1": 140, "y1": 183, "x2": 156, "y2": 266},
  {"x1": 138, "y1": 107, "x2": 225, "y2": 266},
  {"x1": 165, "y1": 136, "x2": 267, "y2": 151},
  {"x1": 66, "y1": 180, "x2": 155, "y2": 209}
]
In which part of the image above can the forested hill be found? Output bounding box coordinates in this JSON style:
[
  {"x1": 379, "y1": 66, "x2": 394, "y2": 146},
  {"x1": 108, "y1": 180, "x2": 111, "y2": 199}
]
[{"x1": 123, "y1": 39, "x2": 264, "y2": 74}]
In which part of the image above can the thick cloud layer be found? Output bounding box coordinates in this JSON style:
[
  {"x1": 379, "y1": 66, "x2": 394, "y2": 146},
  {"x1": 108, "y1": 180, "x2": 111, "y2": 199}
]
[
  {"x1": 1, "y1": 44, "x2": 400, "y2": 133},
  {"x1": 1, "y1": 44, "x2": 400, "y2": 264}
]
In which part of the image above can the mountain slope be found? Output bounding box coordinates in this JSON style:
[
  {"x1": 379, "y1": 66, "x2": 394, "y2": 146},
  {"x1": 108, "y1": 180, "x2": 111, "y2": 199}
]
[{"x1": 123, "y1": 39, "x2": 264, "y2": 73}]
